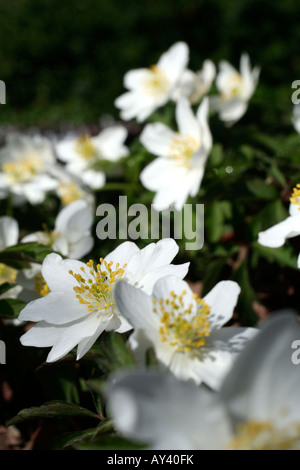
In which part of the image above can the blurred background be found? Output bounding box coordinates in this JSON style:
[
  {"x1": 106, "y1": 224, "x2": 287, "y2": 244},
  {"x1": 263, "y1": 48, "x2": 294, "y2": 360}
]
[{"x1": 0, "y1": 0, "x2": 299, "y2": 132}]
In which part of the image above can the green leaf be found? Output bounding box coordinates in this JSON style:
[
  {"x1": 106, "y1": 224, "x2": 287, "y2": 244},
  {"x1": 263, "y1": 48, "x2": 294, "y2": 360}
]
[
  {"x1": 0, "y1": 242, "x2": 53, "y2": 269},
  {"x1": 232, "y1": 260, "x2": 258, "y2": 326},
  {"x1": 95, "y1": 332, "x2": 135, "y2": 374},
  {"x1": 7, "y1": 400, "x2": 100, "y2": 426},
  {"x1": 246, "y1": 179, "x2": 278, "y2": 200},
  {"x1": 0, "y1": 298, "x2": 27, "y2": 318},
  {"x1": 268, "y1": 164, "x2": 286, "y2": 187},
  {"x1": 51, "y1": 420, "x2": 114, "y2": 450},
  {"x1": 206, "y1": 201, "x2": 232, "y2": 243},
  {"x1": 75, "y1": 435, "x2": 145, "y2": 450},
  {"x1": 252, "y1": 241, "x2": 298, "y2": 269}
]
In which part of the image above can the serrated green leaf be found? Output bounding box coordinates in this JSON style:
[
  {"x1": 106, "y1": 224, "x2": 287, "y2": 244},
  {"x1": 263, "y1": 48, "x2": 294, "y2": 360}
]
[
  {"x1": 50, "y1": 419, "x2": 114, "y2": 450},
  {"x1": 7, "y1": 400, "x2": 100, "y2": 426}
]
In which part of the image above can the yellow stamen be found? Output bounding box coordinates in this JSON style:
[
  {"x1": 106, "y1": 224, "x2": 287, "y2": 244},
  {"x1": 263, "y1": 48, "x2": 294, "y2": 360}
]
[
  {"x1": 74, "y1": 134, "x2": 97, "y2": 161},
  {"x1": 228, "y1": 420, "x2": 300, "y2": 450},
  {"x1": 58, "y1": 181, "x2": 85, "y2": 206},
  {"x1": 154, "y1": 289, "x2": 211, "y2": 353},
  {"x1": 142, "y1": 65, "x2": 170, "y2": 97},
  {"x1": 0, "y1": 263, "x2": 17, "y2": 285},
  {"x1": 290, "y1": 183, "x2": 300, "y2": 210},
  {"x1": 70, "y1": 258, "x2": 126, "y2": 314},
  {"x1": 34, "y1": 273, "x2": 50, "y2": 297},
  {"x1": 167, "y1": 134, "x2": 199, "y2": 168},
  {"x1": 3, "y1": 154, "x2": 43, "y2": 184}
]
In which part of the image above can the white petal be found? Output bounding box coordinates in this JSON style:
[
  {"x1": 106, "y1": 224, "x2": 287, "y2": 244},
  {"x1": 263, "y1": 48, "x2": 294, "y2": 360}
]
[
  {"x1": 176, "y1": 98, "x2": 201, "y2": 143},
  {"x1": 221, "y1": 312, "x2": 300, "y2": 424},
  {"x1": 46, "y1": 313, "x2": 102, "y2": 362},
  {"x1": 0, "y1": 216, "x2": 19, "y2": 250},
  {"x1": 93, "y1": 126, "x2": 129, "y2": 161},
  {"x1": 157, "y1": 42, "x2": 189, "y2": 85},
  {"x1": 104, "y1": 241, "x2": 140, "y2": 269},
  {"x1": 41, "y1": 253, "x2": 86, "y2": 291},
  {"x1": 18, "y1": 291, "x2": 88, "y2": 324},
  {"x1": 204, "y1": 280, "x2": 241, "y2": 330},
  {"x1": 196, "y1": 97, "x2": 213, "y2": 151},
  {"x1": 114, "y1": 280, "x2": 158, "y2": 331},
  {"x1": 258, "y1": 215, "x2": 300, "y2": 248},
  {"x1": 140, "y1": 123, "x2": 176, "y2": 157},
  {"x1": 81, "y1": 169, "x2": 106, "y2": 189}
]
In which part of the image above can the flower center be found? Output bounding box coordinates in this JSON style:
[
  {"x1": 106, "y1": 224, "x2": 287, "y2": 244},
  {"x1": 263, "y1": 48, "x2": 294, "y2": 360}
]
[
  {"x1": 154, "y1": 289, "x2": 211, "y2": 353},
  {"x1": 69, "y1": 259, "x2": 127, "y2": 314},
  {"x1": 227, "y1": 420, "x2": 300, "y2": 450},
  {"x1": 0, "y1": 263, "x2": 17, "y2": 285},
  {"x1": 290, "y1": 184, "x2": 300, "y2": 210},
  {"x1": 142, "y1": 65, "x2": 170, "y2": 97},
  {"x1": 167, "y1": 134, "x2": 199, "y2": 168},
  {"x1": 222, "y1": 72, "x2": 243, "y2": 100},
  {"x1": 3, "y1": 154, "x2": 43, "y2": 184},
  {"x1": 34, "y1": 273, "x2": 50, "y2": 297},
  {"x1": 74, "y1": 134, "x2": 97, "y2": 161},
  {"x1": 58, "y1": 181, "x2": 85, "y2": 206}
]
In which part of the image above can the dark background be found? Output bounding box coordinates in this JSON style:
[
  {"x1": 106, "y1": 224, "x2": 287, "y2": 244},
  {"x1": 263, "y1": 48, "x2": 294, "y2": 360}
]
[{"x1": 0, "y1": 0, "x2": 299, "y2": 130}]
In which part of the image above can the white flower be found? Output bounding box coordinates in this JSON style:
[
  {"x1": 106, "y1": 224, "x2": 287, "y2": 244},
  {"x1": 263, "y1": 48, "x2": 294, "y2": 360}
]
[
  {"x1": 171, "y1": 60, "x2": 216, "y2": 104},
  {"x1": 0, "y1": 133, "x2": 58, "y2": 205},
  {"x1": 15, "y1": 199, "x2": 95, "y2": 302},
  {"x1": 55, "y1": 126, "x2": 129, "y2": 190},
  {"x1": 140, "y1": 97, "x2": 212, "y2": 210},
  {"x1": 114, "y1": 275, "x2": 257, "y2": 390},
  {"x1": 0, "y1": 216, "x2": 20, "y2": 292},
  {"x1": 258, "y1": 184, "x2": 300, "y2": 267},
  {"x1": 19, "y1": 239, "x2": 189, "y2": 362},
  {"x1": 115, "y1": 42, "x2": 189, "y2": 122},
  {"x1": 21, "y1": 199, "x2": 94, "y2": 259},
  {"x1": 210, "y1": 53, "x2": 259, "y2": 125},
  {"x1": 292, "y1": 104, "x2": 300, "y2": 134},
  {"x1": 108, "y1": 312, "x2": 300, "y2": 450}
]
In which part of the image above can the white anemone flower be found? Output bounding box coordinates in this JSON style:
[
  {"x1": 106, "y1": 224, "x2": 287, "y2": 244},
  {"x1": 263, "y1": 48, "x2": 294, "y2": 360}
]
[
  {"x1": 171, "y1": 60, "x2": 216, "y2": 104},
  {"x1": 55, "y1": 126, "x2": 129, "y2": 190},
  {"x1": 210, "y1": 53, "x2": 260, "y2": 125},
  {"x1": 108, "y1": 312, "x2": 300, "y2": 450},
  {"x1": 258, "y1": 184, "x2": 300, "y2": 267},
  {"x1": 115, "y1": 42, "x2": 189, "y2": 122},
  {"x1": 140, "y1": 97, "x2": 212, "y2": 211},
  {"x1": 114, "y1": 276, "x2": 257, "y2": 390},
  {"x1": 0, "y1": 133, "x2": 58, "y2": 205},
  {"x1": 19, "y1": 239, "x2": 189, "y2": 362}
]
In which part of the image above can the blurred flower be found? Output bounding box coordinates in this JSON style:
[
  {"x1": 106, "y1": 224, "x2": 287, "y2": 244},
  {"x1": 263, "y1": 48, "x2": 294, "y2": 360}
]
[
  {"x1": 55, "y1": 126, "x2": 129, "y2": 190},
  {"x1": 19, "y1": 239, "x2": 189, "y2": 362},
  {"x1": 258, "y1": 184, "x2": 300, "y2": 267},
  {"x1": 210, "y1": 53, "x2": 259, "y2": 125},
  {"x1": 0, "y1": 133, "x2": 58, "y2": 205},
  {"x1": 0, "y1": 216, "x2": 21, "y2": 297},
  {"x1": 140, "y1": 97, "x2": 212, "y2": 210},
  {"x1": 171, "y1": 60, "x2": 216, "y2": 104},
  {"x1": 114, "y1": 275, "x2": 256, "y2": 390},
  {"x1": 22, "y1": 199, "x2": 94, "y2": 259},
  {"x1": 115, "y1": 42, "x2": 189, "y2": 122},
  {"x1": 108, "y1": 312, "x2": 300, "y2": 450}
]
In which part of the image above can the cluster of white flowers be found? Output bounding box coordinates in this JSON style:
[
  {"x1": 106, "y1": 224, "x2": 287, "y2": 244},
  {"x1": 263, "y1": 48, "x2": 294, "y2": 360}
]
[{"x1": 4, "y1": 41, "x2": 300, "y2": 451}]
